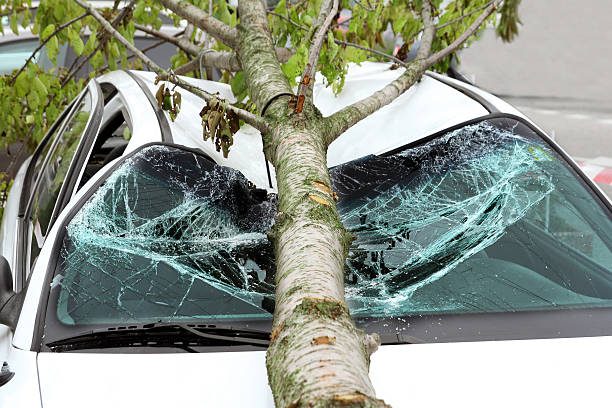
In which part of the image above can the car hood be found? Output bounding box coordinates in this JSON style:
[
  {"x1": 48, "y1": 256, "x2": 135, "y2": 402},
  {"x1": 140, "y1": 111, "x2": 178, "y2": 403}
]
[{"x1": 37, "y1": 336, "x2": 611, "y2": 407}]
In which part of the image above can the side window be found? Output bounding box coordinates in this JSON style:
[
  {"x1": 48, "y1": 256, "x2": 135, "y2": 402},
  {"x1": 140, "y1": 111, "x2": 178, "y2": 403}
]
[
  {"x1": 78, "y1": 92, "x2": 131, "y2": 189},
  {"x1": 28, "y1": 90, "x2": 93, "y2": 267}
]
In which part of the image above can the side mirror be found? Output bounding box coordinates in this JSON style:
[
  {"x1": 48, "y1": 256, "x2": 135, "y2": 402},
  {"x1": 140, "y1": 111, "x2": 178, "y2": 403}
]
[{"x1": 0, "y1": 257, "x2": 22, "y2": 331}]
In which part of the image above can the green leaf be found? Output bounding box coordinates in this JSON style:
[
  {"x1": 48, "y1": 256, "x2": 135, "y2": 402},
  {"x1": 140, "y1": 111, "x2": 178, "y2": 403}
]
[
  {"x1": 230, "y1": 71, "x2": 248, "y2": 102},
  {"x1": 217, "y1": 1, "x2": 233, "y2": 26},
  {"x1": 15, "y1": 73, "x2": 29, "y2": 98},
  {"x1": 46, "y1": 35, "x2": 59, "y2": 63},
  {"x1": 393, "y1": 14, "x2": 408, "y2": 34},
  {"x1": 41, "y1": 24, "x2": 56, "y2": 40},
  {"x1": 327, "y1": 32, "x2": 338, "y2": 61},
  {"x1": 281, "y1": 53, "x2": 300, "y2": 85},
  {"x1": 90, "y1": 50, "x2": 104, "y2": 69},
  {"x1": 53, "y1": 3, "x2": 65, "y2": 20},
  {"x1": 108, "y1": 52, "x2": 117, "y2": 71},
  {"x1": 9, "y1": 12, "x2": 18, "y2": 35},
  {"x1": 133, "y1": 1, "x2": 146, "y2": 20},
  {"x1": 27, "y1": 91, "x2": 40, "y2": 110},
  {"x1": 33, "y1": 77, "x2": 48, "y2": 98},
  {"x1": 83, "y1": 32, "x2": 97, "y2": 54},
  {"x1": 110, "y1": 42, "x2": 120, "y2": 59},
  {"x1": 68, "y1": 29, "x2": 84, "y2": 56}
]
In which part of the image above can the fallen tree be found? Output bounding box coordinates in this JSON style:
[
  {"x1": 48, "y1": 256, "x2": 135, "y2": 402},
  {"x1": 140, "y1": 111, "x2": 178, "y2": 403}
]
[{"x1": 1, "y1": 0, "x2": 521, "y2": 405}]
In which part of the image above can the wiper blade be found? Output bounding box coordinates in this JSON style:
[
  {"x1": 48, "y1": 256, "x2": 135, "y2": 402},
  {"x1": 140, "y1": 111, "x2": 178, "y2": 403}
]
[{"x1": 46, "y1": 323, "x2": 271, "y2": 352}]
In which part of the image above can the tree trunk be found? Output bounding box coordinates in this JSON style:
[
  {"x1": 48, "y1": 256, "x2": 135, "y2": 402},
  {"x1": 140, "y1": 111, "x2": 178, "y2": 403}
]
[
  {"x1": 264, "y1": 112, "x2": 388, "y2": 407},
  {"x1": 235, "y1": 1, "x2": 387, "y2": 406}
]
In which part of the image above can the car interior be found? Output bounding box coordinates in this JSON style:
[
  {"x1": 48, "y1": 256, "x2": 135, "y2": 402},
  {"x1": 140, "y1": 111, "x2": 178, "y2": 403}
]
[{"x1": 78, "y1": 89, "x2": 132, "y2": 189}]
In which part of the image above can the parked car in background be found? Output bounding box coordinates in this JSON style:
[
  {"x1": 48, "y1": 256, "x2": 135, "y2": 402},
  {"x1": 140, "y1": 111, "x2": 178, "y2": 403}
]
[
  {"x1": 0, "y1": 22, "x2": 182, "y2": 76},
  {"x1": 0, "y1": 62, "x2": 611, "y2": 407}
]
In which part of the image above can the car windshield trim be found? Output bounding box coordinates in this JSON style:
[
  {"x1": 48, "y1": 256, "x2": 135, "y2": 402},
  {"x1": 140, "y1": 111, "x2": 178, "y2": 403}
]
[
  {"x1": 33, "y1": 114, "x2": 612, "y2": 352},
  {"x1": 45, "y1": 322, "x2": 271, "y2": 352}
]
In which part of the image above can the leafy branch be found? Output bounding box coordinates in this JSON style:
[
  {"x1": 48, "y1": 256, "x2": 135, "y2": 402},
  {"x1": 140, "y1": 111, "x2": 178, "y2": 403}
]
[{"x1": 10, "y1": 13, "x2": 89, "y2": 86}]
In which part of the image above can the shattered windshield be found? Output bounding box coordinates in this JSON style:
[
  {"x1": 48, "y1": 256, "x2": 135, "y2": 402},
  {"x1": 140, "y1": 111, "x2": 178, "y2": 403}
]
[{"x1": 44, "y1": 118, "x2": 612, "y2": 343}]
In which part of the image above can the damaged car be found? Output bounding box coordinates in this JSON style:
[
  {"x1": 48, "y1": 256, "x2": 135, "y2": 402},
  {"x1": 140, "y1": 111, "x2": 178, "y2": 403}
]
[{"x1": 1, "y1": 62, "x2": 612, "y2": 407}]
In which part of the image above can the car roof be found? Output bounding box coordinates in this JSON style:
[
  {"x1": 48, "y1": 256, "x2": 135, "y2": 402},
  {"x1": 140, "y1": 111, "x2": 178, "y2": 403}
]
[{"x1": 97, "y1": 62, "x2": 516, "y2": 189}]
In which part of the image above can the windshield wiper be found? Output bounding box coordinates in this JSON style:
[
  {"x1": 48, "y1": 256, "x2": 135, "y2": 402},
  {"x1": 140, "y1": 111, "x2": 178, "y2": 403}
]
[{"x1": 46, "y1": 323, "x2": 271, "y2": 352}]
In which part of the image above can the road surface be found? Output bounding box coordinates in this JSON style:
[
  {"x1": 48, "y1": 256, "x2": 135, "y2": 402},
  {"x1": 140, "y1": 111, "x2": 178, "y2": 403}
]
[{"x1": 458, "y1": 0, "x2": 612, "y2": 198}]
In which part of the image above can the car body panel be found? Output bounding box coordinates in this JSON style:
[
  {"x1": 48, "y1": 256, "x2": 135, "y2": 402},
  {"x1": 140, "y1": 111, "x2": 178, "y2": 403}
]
[
  {"x1": 0, "y1": 348, "x2": 40, "y2": 407},
  {"x1": 30, "y1": 335, "x2": 611, "y2": 408}
]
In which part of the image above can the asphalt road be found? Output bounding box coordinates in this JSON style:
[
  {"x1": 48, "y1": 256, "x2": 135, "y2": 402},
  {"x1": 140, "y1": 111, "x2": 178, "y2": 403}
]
[{"x1": 458, "y1": 0, "x2": 612, "y2": 198}]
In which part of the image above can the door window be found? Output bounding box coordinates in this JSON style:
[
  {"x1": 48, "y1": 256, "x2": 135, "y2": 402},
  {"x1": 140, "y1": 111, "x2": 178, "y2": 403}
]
[{"x1": 28, "y1": 90, "x2": 93, "y2": 267}]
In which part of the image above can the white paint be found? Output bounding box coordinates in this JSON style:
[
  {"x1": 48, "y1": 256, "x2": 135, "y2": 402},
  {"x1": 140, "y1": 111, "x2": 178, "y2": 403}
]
[
  {"x1": 370, "y1": 336, "x2": 612, "y2": 408},
  {"x1": 0, "y1": 347, "x2": 41, "y2": 408},
  {"x1": 4, "y1": 336, "x2": 612, "y2": 407}
]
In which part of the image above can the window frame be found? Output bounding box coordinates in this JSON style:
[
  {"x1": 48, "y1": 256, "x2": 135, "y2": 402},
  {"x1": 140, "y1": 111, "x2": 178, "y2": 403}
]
[{"x1": 21, "y1": 79, "x2": 103, "y2": 284}]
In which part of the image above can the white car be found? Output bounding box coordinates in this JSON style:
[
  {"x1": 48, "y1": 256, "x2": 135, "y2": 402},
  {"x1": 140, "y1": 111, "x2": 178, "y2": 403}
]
[{"x1": 1, "y1": 62, "x2": 611, "y2": 407}]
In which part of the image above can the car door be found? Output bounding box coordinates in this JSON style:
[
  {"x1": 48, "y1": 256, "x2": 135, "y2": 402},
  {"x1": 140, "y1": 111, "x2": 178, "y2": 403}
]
[{"x1": 19, "y1": 79, "x2": 103, "y2": 286}]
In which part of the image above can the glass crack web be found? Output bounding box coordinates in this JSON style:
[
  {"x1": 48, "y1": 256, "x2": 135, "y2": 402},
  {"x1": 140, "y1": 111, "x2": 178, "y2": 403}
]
[{"x1": 55, "y1": 121, "x2": 554, "y2": 324}]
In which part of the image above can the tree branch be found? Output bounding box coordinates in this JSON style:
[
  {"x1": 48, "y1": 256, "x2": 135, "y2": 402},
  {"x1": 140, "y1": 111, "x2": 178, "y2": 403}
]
[
  {"x1": 266, "y1": 11, "x2": 405, "y2": 66},
  {"x1": 236, "y1": 0, "x2": 293, "y2": 117},
  {"x1": 134, "y1": 23, "x2": 200, "y2": 56},
  {"x1": 353, "y1": 0, "x2": 375, "y2": 12},
  {"x1": 0, "y1": 6, "x2": 37, "y2": 18},
  {"x1": 436, "y1": 0, "x2": 495, "y2": 30},
  {"x1": 172, "y1": 47, "x2": 294, "y2": 75},
  {"x1": 62, "y1": 0, "x2": 137, "y2": 86},
  {"x1": 268, "y1": 10, "x2": 307, "y2": 31},
  {"x1": 425, "y1": 0, "x2": 499, "y2": 66},
  {"x1": 74, "y1": 0, "x2": 267, "y2": 132},
  {"x1": 335, "y1": 39, "x2": 406, "y2": 65},
  {"x1": 323, "y1": 0, "x2": 500, "y2": 144},
  {"x1": 10, "y1": 13, "x2": 89, "y2": 85},
  {"x1": 158, "y1": 0, "x2": 239, "y2": 49},
  {"x1": 101, "y1": 32, "x2": 185, "y2": 71},
  {"x1": 75, "y1": 0, "x2": 163, "y2": 74},
  {"x1": 173, "y1": 50, "x2": 242, "y2": 74},
  {"x1": 415, "y1": 0, "x2": 435, "y2": 61},
  {"x1": 301, "y1": 0, "x2": 338, "y2": 101}
]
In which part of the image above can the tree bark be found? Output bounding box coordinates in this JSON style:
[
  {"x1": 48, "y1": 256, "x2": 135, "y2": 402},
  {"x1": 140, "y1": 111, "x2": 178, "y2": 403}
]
[
  {"x1": 265, "y1": 113, "x2": 388, "y2": 408},
  {"x1": 235, "y1": 1, "x2": 388, "y2": 406}
]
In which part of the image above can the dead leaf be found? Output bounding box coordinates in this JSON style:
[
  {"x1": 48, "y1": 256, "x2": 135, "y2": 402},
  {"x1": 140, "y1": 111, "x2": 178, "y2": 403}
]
[{"x1": 155, "y1": 84, "x2": 165, "y2": 109}]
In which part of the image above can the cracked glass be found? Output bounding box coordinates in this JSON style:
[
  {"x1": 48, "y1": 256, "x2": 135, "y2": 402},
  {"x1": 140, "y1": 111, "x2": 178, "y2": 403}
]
[{"x1": 46, "y1": 118, "x2": 612, "y2": 333}]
